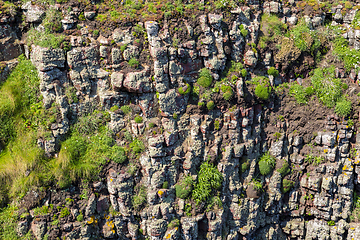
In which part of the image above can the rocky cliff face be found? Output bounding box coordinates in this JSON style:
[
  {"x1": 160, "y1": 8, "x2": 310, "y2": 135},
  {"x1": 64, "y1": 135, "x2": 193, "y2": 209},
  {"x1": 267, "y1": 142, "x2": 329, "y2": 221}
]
[{"x1": 2, "y1": 0, "x2": 360, "y2": 239}]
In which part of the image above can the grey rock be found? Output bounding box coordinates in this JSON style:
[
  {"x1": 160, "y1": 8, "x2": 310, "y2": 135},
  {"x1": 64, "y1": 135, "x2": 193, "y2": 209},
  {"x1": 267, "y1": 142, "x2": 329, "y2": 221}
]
[{"x1": 21, "y1": 2, "x2": 45, "y2": 23}]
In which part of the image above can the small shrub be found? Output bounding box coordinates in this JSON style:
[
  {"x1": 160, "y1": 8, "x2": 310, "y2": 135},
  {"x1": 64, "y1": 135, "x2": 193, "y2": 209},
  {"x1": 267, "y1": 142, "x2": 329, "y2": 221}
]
[
  {"x1": 252, "y1": 179, "x2": 263, "y2": 192},
  {"x1": 274, "y1": 132, "x2": 281, "y2": 141},
  {"x1": 179, "y1": 83, "x2": 191, "y2": 95},
  {"x1": 110, "y1": 145, "x2": 127, "y2": 164},
  {"x1": 173, "y1": 113, "x2": 178, "y2": 119},
  {"x1": 76, "y1": 213, "x2": 84, "y2": 222},
  {"x1": 221, "y1": 85, "x2": 233, "y2": 101},
  {"x1": 162, "y1": 181, "x2": 169, "y2": 189},
  {"x1": 207, "y1": 101, "x2": 215, "y2": 110},
  {"x1": 129, "y1": 138, "x2": 145, "y2": 154},
  {"x1": 59, "y1": 207, "x2": 70, "y2": 218},
  {"x1": 348, "y1": 119, "x2": 354, "y2": 128},
  {"x1": 241, "y1": 69, "x2": 247, "y2": 77},
  {"x1": 175, "y1": 176, "x2": 193, "y2": 199},
  {"x1": 241, "y1": 159, "x2": 250, "y2": 173},
  {"x1": 282, "y1": 179, "x2": 294, "y2": 193},
  {"x1": 121, "y1": 105, "x2": 131, "y2": 115},
  {"x1": 239, "y1": 24, "x2": 248, "y2": 37},
  {"x1": 124, "y1": 131, "x2": 133, "y2": 142},
  {"x1": 289, "y1": 84, "x2": 314, "y2": 104},
  {"x1": 93, "y1": 30, "x2": 99, "y2": 36},
  {"x1": 167, "y1": 219, "x2": 180, "y2": 229},
  {"x1": 255, "y1": 84, "x2": 271, "y2": 100},
  {"x1": 197, "y1": 68, "x2": 213, "y2": 88},
  {"x1": 134, "y1": 115, "x2": 143, "y2": 123},
  {"x1": 267, "y1": 67, "x2": 279, "y2": 77},
  {"x1": 335, "y1": 98, "x2": 352, "y2": 117},
  {"x1": 214, "y1": 120, "x2": 220, "y2": 130},
  {"x1": 277, "y1": 160, "x2": 290, "y2": 177},
  {"x1": 198, "y1": 101, "x2": 205, "y2": 107},
  {"x1": 110, "y1": 105, "x2": 119, "y2": 112},
  {"x1": 148, "y1": 122, "x2": 155, "y2": 128},
  {"x1": 132, "y1": 185, "x2": 147, "y2": 211},
  {"x1": 258, "y1": 152, "x2": 276, "y2": 175},
  {"x1": 192, "y1": 162, "x2": 223, "y2": 205},
  {"x1": 128, "y1": 58, "x2": 139, "y2": 68}
]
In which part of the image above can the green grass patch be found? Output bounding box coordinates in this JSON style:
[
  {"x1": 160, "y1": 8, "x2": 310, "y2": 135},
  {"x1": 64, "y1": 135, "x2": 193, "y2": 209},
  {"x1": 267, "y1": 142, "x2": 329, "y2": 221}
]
[{"x1": 192, "y1": 162, "x2": 223, "y2": 205}]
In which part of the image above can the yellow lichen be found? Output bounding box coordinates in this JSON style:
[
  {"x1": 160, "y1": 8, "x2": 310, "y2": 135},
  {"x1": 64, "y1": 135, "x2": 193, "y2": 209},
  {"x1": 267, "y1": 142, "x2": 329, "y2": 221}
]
[{"x1": 158, "y1": 190, "x2": 164, "y2": 196}]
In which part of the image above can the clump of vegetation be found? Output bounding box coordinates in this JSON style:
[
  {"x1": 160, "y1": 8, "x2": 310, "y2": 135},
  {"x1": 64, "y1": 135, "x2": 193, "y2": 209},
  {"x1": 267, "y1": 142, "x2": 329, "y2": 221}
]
[
  {"x1": 267, "y1": 67, "x2": 279, "y2": 77},
  {"x1": 129, "y1": 138, "x2": 145, "y2": 155},
  {"x1": 289, "y1": 84, "x2": 314, "y2": 104},
  {"x1": 207, "y1": 101, "x2": 215, "y2": 110},
  {"x1": 134, "y1": 115, "x2": 143, "y2": 123},
  {"x1": 76, "y1": 213, "x2": 84, "y2": 222},
  {"x1": 334, "y1": 97, "x2": 352, "y2": 117},
  {"x1": 282, "y1": 179, "x2": 294, "y2": 193},
  {"x1": 277, "y1": 160, "x2": 290, "y2": 177},
  {"x1": 252, "y1": 179, "x2": 263, "y2": 192},
  {"x1": 178, "y1": 83, "x2": 191, "y2": 95},
  {"x1": 214, "y1": 119, "x2": 220, "y2": 130},
  {"x1": 311, "y1": 66, "x2": 343, "y2": 108},
  {"x1": 167, "y1": 218, "x2": 180, "y2": 229},
  {"x1": 43, "y1": 8, "x2": 63, "y2": 33},
  {"x1": 59, "y1": 207, "x2": 70, "y2": 218},
  {"x1": 26, "y1": 28, "x2": 64, "y2": 49},
  {"x1": 192, "y1": 162, "x2": 223, "y2": 205},
  {"x1": 258, "y1": 152, "x2": 276, "y2": 176},
  {"x1": 255, "y1": 84, "x2": 271, "y2": 100},
  {"x1": 239, "y1": 24, "x2": 248, "y2": 38},
  {"x1": 333, "y1": 36, "x2": 360, "y2": 72},
  {"x1": 289, "y1": 20, "x2": 320, "y2": 54},
  {"x1": 259, "y1": 14, "x2": 287, "y2": 48},
  {"x1": 128, "y1": 58, "x2": 139, "y2": 68},
  {"x1": 110, "y1": 105, "x2": 119, "y2": 112},
  {"x1": 121, "y1": 105, "x2": 132, "y2": 115},
  {"x1": 175, "y1": 176, "x2": 194, "y2": 199},
  {"x1": 132, "y1": 184, "x2": 147, "y2": 211},
  {"x1": 305, "y1": 154, "x2": 325, "y2": 166},
  {"x1": 240, "y1": 157, "x2": 250, "y2": 173},
  {"x1": 162, "y1": 181, "x2": 169, "y2": 189},
  {"x1": 65, "y1": 86, "x2": 78, "y2": 104},
  {"x1": 221, "y1": 85, "x2": 233, "y2": 101},
  {"x1": 197, "y1": 68, "x2": 213, "y2": 88}
]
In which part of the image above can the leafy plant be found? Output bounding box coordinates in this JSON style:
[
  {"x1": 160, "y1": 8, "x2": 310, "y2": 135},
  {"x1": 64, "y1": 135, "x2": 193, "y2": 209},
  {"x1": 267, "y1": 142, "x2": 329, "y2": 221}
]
[
  {"x1": 175, "y1": 176, "x2": 193, "y2": 199},
  {"x1": 289, "y1": 84, "x2": 314, "y2": 104},
  {"x1": 335, "y1": 97, "x2": 352, "y2": 117},
  {"x1": 197, "y1": 68, "x2": 213, "y2": 88},
  {"x1": 192, "y1": 162, "x2": 223, "y2": 205},
  {"x1": 282, "y1": 179, "x2": 294, "y2": 193},
  {"x1": 221, "y1": 85, "x2": 233, "y2": 101},
  {"x1": 258, "y1": 152, "x2": 276, "y2": 176},
  {"x1": 277, "y1": 160, "x2": 290, "y2": 177},
  {"x1": 179, "y1": 83, "x2": 191, "y2": 95},
  {"x1": 255, "y1": 84, "x2": 271, "y2": 100},
  {"x1": 207, "y1": 101, "x2": 215, "y2": 110},
  {"x1": 167, "y1": 219, "x2": 180, "y2": 229},
  {"x1": 134, "y1": 115, "x2": 143, "y2": 123},
  {"x1": 132, "y1": 184, "x2": 147, "y2": 211},
  {"x1": 252, "y1": 179, "x2": 263, "y2": 192},
  {"x1": 121, "y1": 105, "x2": 131, "y2": 115},
  {"x1": 267, "y1": 67, "x2": 279, "y2": 77},
  {"x1": 239, "y1": 24, "x2": 248, "y2": 37},
  {"x1": 128, "y1": 58, "x2": 139, "y2": 68}
]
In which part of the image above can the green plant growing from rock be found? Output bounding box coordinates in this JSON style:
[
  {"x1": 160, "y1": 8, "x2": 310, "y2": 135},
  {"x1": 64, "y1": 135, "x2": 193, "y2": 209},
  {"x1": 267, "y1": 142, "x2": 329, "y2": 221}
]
[
  {"x1": 277, "y1": 160, "x2": 290, "y2": 177},
  {"x1": 178, "y1": 83, "x2": 191, "y2": 95},
  {"x1": 192, "y1": 162, "x2": 223, "y2": 205},
  {"x1": 335, "y1": 97, "x2": 352, "y2": 117},
  {"x1": 134, "y1": 115, "x2": 143, "y2": 123},
  {"x1": 175, "y1": 175, "x2": 194, "y2": 199},
  {"x1": 255, "y1": 84, "x2": 271, "y2": 100},
  {"x1": 128, "y1": 58, "x2": 139, "y2": 68},
  {"x1": 252, "y1": 179, "x2": 263, "y2": 192},
  {"x1": 121, "y1": 105, "x2": 132, "y2": 115},
  {"x1": 282, "y1": 179, "x2": 294, "y2": 193},
  {"x1": 132, "y1": 184, "x2": 147, "y2": 211},
  {"x1": 267, "y1": 67, "x2": 279, "y2": 77},
  {"x1": 197, "y1": 68, "x2": 213, "y2": 88},
  {"x1": 258, "y1": 152, "x2": 276, "y2": 176},
  {"x1": 221, "y1": 85, "x2": 233, "y2": 101},
  {"x1": 207, "y1": 101, "x2": 215, "y2": 110}
]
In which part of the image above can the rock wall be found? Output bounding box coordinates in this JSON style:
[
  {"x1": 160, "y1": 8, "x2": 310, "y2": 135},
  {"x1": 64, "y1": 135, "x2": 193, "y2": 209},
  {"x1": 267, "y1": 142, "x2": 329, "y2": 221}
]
[{"x1": 3, "y1": 0, "x2": 360, "y2": 239}]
